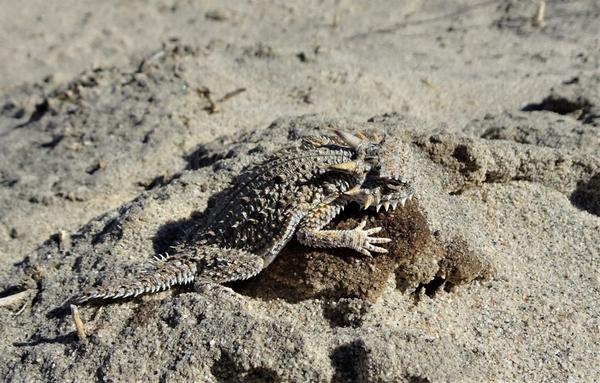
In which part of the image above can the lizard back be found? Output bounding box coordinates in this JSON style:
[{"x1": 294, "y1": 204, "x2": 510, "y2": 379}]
[{"x1": 200, "y1": 142, "x2": 358, "y2": 260}]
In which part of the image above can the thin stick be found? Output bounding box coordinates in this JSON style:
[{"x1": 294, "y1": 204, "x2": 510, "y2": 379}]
[
  {"x1": 199, "y1": 87, "x2": 247, "y2": 114},
  {"x1": 217, "y1": 88, "x2": 246, "y2": 103},
  {"x1": 0, "y1": 290, "x2": 31, "y2": 308},
  {"x1": 70, "y1": 304, "x2": 87, "y2": 340},
  {"x1": 57, "y1": 229, "x2": 71, "y2": 252},
  {"x1": 532, "y1": 0, "x2": 546, "y2": 27},
  {"x1": 138, "y1": 50, "x2": 166, "y2": 73}
]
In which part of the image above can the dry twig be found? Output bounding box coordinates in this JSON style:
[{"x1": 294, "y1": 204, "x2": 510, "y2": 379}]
[
  {"x1": 0, "y1": 290, "x2": 32, "y2": 308},
  {"x1": 70, "y1": 304, "x2": 87, "y2": 340},
  {"x1": 532, "y1": 0, "x2": 546, "y2": 27},
  {"x1": 198, "y1": 87, "x2": 246, "y2": 114}
]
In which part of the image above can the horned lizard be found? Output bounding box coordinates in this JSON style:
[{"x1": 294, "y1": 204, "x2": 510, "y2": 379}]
[{"x1": 69, "y1": 130, "x2": 415, "y2": 305}]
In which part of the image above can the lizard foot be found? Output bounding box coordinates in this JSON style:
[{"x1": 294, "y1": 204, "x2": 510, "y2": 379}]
[{"x1": 348, "y1": 220, "x2": 391, "y2": 257}]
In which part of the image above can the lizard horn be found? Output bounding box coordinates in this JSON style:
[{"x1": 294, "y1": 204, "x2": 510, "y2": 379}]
[
  {"x1": 329, "y1": 161, "x2": 359, "y2": 172},
  {"x1": 355, "y1": 131, "x2": 368, "y2": 140},
  {"x1": 334, "y1": 130, "x2": 364, "y2": 148},
  {"x1": 343, "y1": 185, "x2": 362, "y2": 195}
]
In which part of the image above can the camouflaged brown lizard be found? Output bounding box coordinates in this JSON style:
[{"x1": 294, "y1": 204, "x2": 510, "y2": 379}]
[{"x1": 69, "y1": 130, "x2": 415, "y2": 305}]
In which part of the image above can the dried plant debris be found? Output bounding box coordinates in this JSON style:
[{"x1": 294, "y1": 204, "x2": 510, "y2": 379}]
[{"x1": 0, "y1": 289, "x2": 33, "y2": 310}]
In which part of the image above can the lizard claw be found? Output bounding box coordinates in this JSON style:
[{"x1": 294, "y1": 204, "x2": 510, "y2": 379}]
[{"x1": 351, "y1": 220, "x2": 391, "y2": 256}]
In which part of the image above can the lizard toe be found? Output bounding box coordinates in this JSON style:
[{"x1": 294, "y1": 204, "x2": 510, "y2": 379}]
[
  {"x1": 368, "y1": 236, "x2": 391, "y2": 244},
  {"x1": 366, "y1": 244, "x2": 388, "y2": 253}
]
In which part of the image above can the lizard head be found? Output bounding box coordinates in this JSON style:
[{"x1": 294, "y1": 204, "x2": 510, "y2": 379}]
[{"x1": 332, "y1": 130, "x2": 415, "y2": 212}]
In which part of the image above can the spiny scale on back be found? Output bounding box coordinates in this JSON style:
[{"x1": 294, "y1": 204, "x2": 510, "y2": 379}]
[
  {"x1": 68, "y1": 130, "x2": 415, "y2": 305},
  {"x1": 199, "y1": 139, "x2": 356, "y2": 258}
]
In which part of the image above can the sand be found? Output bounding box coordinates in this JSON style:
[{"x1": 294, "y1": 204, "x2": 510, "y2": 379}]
[{"x1": 0, "y1": 1, "x2": 598, "y2": 382}]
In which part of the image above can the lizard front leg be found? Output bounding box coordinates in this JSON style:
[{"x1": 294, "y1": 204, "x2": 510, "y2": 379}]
[{"x1": 296, "y1": 202, "x2": 391, "y2": 256}]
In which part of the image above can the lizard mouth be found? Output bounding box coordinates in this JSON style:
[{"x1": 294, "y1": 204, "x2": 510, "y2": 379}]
[
  {"x1": 353, "y1": 178, "x2": 415, "y2": 212},
  {"x1": 371, "y1": 183, "x2": 415, "y2": 212}
]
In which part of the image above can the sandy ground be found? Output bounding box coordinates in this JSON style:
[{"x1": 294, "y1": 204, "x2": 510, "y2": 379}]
[{"x1": 0, "y1": 1, "x2": 599, "y2": 382}]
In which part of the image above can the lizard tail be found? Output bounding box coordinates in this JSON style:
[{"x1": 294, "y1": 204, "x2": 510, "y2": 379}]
[{"x1": 66, "y1": 253, "x2": 198, "y2": 306}]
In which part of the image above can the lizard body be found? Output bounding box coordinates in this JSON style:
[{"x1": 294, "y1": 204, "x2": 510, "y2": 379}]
[{"x1": 69, "y1": 130, "x2": 414, "y2": 304}]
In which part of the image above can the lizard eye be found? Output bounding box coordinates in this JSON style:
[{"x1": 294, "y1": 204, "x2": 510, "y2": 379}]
[{"x1": 384, "y1": 178, "x2": 408, "y2": 189}]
